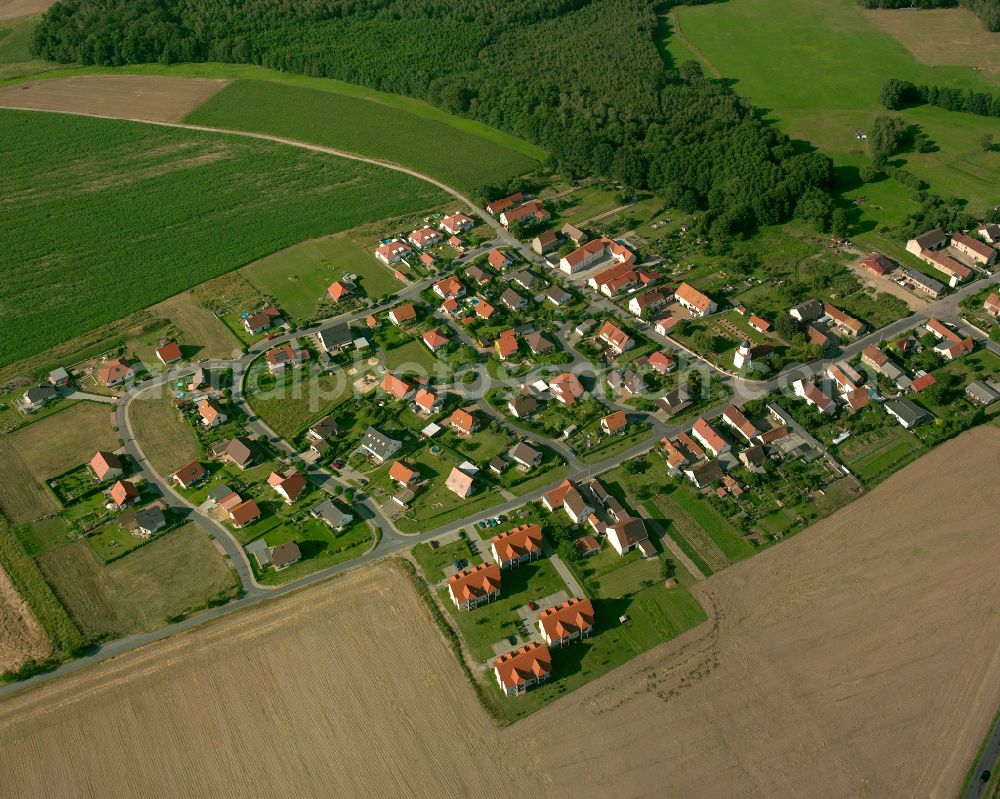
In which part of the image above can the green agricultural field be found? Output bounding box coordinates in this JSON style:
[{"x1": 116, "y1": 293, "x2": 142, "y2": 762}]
[
  {"x1": 186, "y1": 79, "x2": 540, "y2": 192},
  {"x1": 242, "y1": 233, "x2": 400, "y2": 320},
  {"x1": 1, "y1": 109, "x2": 445, "y2": 367},
  {"x1": 0, "y1": 13, "x2": 59, "y2": 82},
  {"x1": 667, "y1": 0, "x2": 1000, "y2": 229}
]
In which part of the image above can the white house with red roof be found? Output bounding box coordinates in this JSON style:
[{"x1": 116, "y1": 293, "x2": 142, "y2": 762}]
[
  {"x1": 98, "y1": 359, "x2": 134, "y2": 386},
  {"x1": 267, "y1": 469, "x2": 307, "y2": 504},
  {"x1": 327, "y1": 281, "x2": 353, "y2": 302},
  {"x1": 537, "y1": 598, "x2": 594, "y2": 647},
  {"x1": 692, "y1": 417, "x2": 730, "y2": 457},
  {"x1": 951, "y1": 232, "x2": 996, "y2": 266},
  {"x1": 381, "y1": 373, "x2": 414, "y2": 401},
  {"x1": 433, "y1": 276, "x2": 465, "y2": 300},
  {"x1": 155, "y1": 341, "x2": 182, "y2": 365},
  {"x1": 422, "y1": 329, "x2": 449, "y2": 352},
  {"x1": 793, "y1": 379, "x2": 837, "y2": 415},
  {"x1": 548, "y1": 372, "x2": 585, "y2": 405},
  {"x1": 198, "y1": 399, "x2": 227, "y2": 428},
  {"x1": 493, "y1": 642, "x2": 551, "y2": 695},
  {"x1": 446, "y1": 407, "x2": 477, "y2": 436},
  {"x1": 265, "y1": 343, "x2": 308, "y2": 374},
  {"x1": 375, "y1": 239, "x2": 411, "y2": 264},
  {"x1": 445, "y1": 466, "x2": 475, "y2": 497},
  {"x1": 674, "y1": 282, "x2": 716, "y2": 317},
  {"x1": 984, "y1": 293, "x2": 1000, "y2": 318},
  {"x1": 408, "y1": 225, "x2": 443, "y2": 249},
  {"x1": 439, "y1": 212, "x2": 474, "y2": 235},
  {"x1": 600, "y1": 410, "x2": 628, "y2": 435},
  {"x1": 413, "y1": 388, "x2": 440, "y2": 415},
  {"x1": 596, "y1": 320, "x2": 634, "y2": 356},
  {"x1": 721, "y1": 406, "x2": 759, "y2": 442},
  {"x1": 388, "y1": 304, "x2": 416, "y2": 326},
  {"x1": 486, "y1": 192, "x2": 524, "y2": 216},
  {"x1": 448, "y1": 563, "x2": 500, "y2": 610},
  {"x1": 490, "y1": 524, "x2": 543, "y2": 569}
]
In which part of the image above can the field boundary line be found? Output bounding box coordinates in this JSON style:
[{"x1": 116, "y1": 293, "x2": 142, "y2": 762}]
[{"x1": 668, "y1": 8, "x2": 722, "y2": 79}]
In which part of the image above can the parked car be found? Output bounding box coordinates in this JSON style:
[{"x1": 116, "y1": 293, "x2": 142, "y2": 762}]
[
  {"x1": 429, "y1": 540, "x2": 439, "y2": 549},
  {"x1": 528, "y1": 601, "x2": 538, "y2": 610},
  {"x1": 453, "y1": 559, "x2": 467, "y2": 571}
]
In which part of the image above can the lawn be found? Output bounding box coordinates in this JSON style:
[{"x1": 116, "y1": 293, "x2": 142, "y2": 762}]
[
  {"x1": 254, "y1": 518, "x2": 375, "y2": 585},
  {"x1": 12, "y1": 517, "x2": 76, "y2": 558},
  {"x1": 668, "y1": 0, "x2": 1000, "y2": 231},
  {"x1": 1, "y1": 109, "x2": 445, "y2": 366},
  {"x1": 149, "y1": 292, "x2": 241, "y2": 360},
  {"x1": 395, "y1": 446, "x2": 503, "y2": 534},
  {"x1": 246, "y1": 366, "x2": 354, "y2": 440},
  {"x1": 411, "y1": 537, "x2": 482, "y2": 583},
  {"x1": 440, "y1": 558, "x2": 568, "y2": 662},
  {"x1": 383, "y1": 339, "x2": 441, "y2": 374},
  {"x1": 242, "y1": 232, "x2": 400, "y2": 320},
  {"x1": 185, "y1": 78, "x2": 541, "y2": 192},
  {"x1": 36, "y1": 524, "x2": 239, "y2": 640}
]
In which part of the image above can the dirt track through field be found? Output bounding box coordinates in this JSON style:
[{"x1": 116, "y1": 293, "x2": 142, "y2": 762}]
[
  {"x1": 0, "y1": 564, "x2": 50, "y2": 672},
  {"x1": 0, "y1": 75, "x2": 230, "y2": 121},
  {"x1": 0, "y1": 429, "x2": 998, "y2": 797},
  {"x1": 519, "y1": 425, "x2": 1000, "y2": 798}
]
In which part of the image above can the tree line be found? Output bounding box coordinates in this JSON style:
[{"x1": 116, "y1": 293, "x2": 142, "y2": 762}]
[
  {"x1": 32, "y1": 0, "x2": 838, "y2": 240},
  {"x1": 858, "y1": 0, "x2": 1000, "y2": 31},
  {"x1": 880, "y1": 76, "x2": 1000, "y2": 120}
]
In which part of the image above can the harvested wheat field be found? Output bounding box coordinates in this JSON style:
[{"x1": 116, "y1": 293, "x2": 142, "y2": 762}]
[
  {"x1": 0, "y1": 75, "x2": 230, "y2": 122},
  {"x1": 0, "y1": 561, "x2": 531, "y2": 799},
  {"x1": 0, "y1": 0, "x2": 54, "y2": 19},
  {"x1": 517, "y1": 425, "x2": 1000, "y2": 798},
  {"x1": 0, "y1": 565, "x2": 49, "y2": 672},
  {"x1": 864, "y1": 7, "x2": 1000, "y2": 74}
]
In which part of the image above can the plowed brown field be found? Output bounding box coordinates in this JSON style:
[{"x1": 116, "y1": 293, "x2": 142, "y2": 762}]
[{"x1": 0, "y1": 75, "x2": 229, "y2": 122}]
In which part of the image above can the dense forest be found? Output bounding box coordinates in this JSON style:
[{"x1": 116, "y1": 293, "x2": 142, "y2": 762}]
[
  {"x1": 32, "y1": 0, "x2": 838, "y2": 240},
  {"x1": 857, "y1": 0, "x2": 1000, "y2": 31}
]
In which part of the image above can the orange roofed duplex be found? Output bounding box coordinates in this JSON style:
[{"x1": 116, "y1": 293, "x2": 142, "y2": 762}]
[
  {"x1": 448, "y1": 563, "x2": 501, "y2": 610},
  {"x1": 494, "y1": 642, "x2": 552, "y2": 696},
  {"x1": 490, "y1": 524, "x2": 543, "y2": 568},
  {"x1": 537, "y1": 597, "x2": 595, "y2": 647}
]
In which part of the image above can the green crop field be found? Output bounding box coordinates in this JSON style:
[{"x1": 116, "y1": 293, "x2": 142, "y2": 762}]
[
  {"x1": 666, "y1": 0, "x2": 1000, "y2": 233},
  {"x1": 1, "y1": 109, "x2": 444, "y2": 367},
  {"x1": 242, "y1": 233, "x2": 400, "y2": 320},
  {"x1": 185, "y1": 79, "x2": 540, "y2": 192}
]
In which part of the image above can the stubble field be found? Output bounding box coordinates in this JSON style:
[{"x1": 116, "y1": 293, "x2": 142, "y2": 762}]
[
  {"x1": 0, "y1": 428, "x2": 997, "y2": 797},
  {"x1": 519, "y1": 425, "x2": 1000, "y2": 798},
  {"x1": 0, "y1": 560, "x2": 531, "y2": 798}
]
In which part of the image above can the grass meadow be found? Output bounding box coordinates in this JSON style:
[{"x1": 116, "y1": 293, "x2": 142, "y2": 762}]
[
  {"x1": 185, "y1": 79, "x2": 540, "y2": 192},
  {"x1": 1, "y1": 109, "x2": 445, "y2": 366},
  {"x1": 242, "y1": 233, "x2": 399, "y2": 319},
  {"x1": 666, "y1": 0, "x2": 1000, "y2": 240}
]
